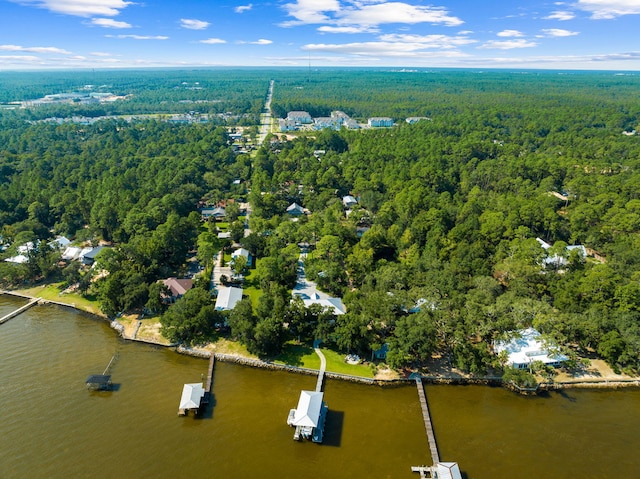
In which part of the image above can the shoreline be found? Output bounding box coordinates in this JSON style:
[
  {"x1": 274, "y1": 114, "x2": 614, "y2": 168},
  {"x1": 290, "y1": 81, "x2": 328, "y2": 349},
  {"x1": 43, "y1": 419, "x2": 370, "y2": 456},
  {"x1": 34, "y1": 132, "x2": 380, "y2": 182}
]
[{"x1": 3, "y1": 290, "x2": 639, "y2": 392}]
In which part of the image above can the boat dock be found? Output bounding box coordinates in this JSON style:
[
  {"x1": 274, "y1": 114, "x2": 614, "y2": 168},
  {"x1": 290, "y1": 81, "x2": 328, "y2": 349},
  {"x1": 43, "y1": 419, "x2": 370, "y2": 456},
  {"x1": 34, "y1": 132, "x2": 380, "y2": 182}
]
[
  {"x1": 178, "y1": 354, "x2": 215, "y2": 415},
  {"x1": 415, "y1": 376, "x2": 440, "y2": 464},
  {"x1": 202, "y1": 354, "x2": 215, "y2": 405},
  {"x1": 86, "y1": 353, "x2": 118, "y2": 391},
  {"x1": 411, "y1": 377, "x2": 463, "y2": 478},
  {"x1": 0, "y1": 297, "x2": 41, "y2": 325}
]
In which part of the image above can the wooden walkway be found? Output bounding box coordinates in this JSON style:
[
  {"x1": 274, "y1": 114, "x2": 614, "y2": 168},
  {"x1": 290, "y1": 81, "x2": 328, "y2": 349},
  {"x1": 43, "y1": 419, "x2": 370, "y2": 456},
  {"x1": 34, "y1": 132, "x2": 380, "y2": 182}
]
[
  {"x1": 415, "y1": 377, "x2": 440, "y2": 465},
  {"x1": 205, "y1": 354, "x2": 215, "y2": 392},
  {"x1": 313, "y1": 340, "x2": 326, "y2": 392},
  {"x1": 0, "y1": 297, "x2": 41, "y2": 325}
]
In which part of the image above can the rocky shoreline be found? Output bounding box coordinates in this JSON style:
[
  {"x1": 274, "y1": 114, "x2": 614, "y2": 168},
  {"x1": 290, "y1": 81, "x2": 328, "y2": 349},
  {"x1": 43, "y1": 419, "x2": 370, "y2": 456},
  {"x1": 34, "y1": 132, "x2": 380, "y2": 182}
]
[{"x1": 3, "y1": 290, "x2": 639, "y2": 392}]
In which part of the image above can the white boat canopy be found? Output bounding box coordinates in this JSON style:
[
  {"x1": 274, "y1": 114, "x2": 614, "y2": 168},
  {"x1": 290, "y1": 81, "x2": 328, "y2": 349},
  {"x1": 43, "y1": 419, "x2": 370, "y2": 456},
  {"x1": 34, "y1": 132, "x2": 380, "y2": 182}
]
[
  {"x1": 291, "y1": 390, "x2": 324, "y2": 428},
  {"x1": 179, "y1": 383, "x2": 205, "y2": 410}
]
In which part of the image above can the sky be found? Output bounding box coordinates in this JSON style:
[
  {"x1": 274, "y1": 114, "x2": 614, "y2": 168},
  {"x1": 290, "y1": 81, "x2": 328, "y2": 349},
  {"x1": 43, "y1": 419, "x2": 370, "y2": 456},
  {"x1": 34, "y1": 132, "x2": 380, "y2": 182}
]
[{"x1": 1, "y1": 0, "x2": 640, "y2": 70}]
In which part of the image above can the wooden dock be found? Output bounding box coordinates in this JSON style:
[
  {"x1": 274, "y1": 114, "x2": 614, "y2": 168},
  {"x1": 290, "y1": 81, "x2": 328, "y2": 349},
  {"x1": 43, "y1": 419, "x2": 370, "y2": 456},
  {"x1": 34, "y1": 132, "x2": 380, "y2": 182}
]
[
  {"x1": 314, "y1": 341, "x2": 326, "y2": 392},
  {"x1": 201, "y1": 354, "x2": 215, "y2": 406},
  {"x1": 0, "y1": 297, "x2": 41, "y2": 325},
  {"x1": 205, "y1": 354, "x2": 215, "y2": 391},
  {"x1": 415, "y1": 377, "x2": 440, "y2": 465}
]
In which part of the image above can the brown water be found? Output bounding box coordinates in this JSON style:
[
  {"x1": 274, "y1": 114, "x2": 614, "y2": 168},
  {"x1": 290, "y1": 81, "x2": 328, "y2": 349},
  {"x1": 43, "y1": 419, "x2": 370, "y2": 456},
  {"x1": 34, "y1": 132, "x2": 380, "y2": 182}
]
[{"x1": 1, "y1": 294, "x2": 639, "y2": 478}]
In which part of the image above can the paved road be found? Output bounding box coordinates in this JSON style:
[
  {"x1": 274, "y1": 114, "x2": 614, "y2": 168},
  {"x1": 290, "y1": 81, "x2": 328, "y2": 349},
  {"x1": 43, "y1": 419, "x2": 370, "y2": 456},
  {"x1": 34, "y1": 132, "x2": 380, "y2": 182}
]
[{"x1": 257, "y1": 80, "x2": 274, "y2": 145}]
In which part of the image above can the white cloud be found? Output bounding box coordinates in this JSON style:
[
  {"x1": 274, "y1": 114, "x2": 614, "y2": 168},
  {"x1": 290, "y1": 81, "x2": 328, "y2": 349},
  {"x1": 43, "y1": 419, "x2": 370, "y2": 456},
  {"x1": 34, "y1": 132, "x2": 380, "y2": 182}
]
[
  {"x1": 180, "y1": 19, "x2": 210, "y2": 30},
  {"x1": 249, "y1": 39, "x2": 273, "y2": 45},
  {"x1": 91, "y1": 17, "x2": 131, "y2": 28},
  {"x1": 337, "y1": 2, "x2": 464, "y2": 27},
  {"x1": 0, "y1": 55, "x2": 40, "y2": 62},
  {"x1": 281, "y1": 0, "x2": 463, "y2": 28},
  {"x1": 281, "y1": 0, "x2": 340, "y2": 25},
  {"x1": 576, "y1": 0, "x2": 640, "y2": 19},
  {"x1": 106, "y1": 34, "x2": 169, "y2": 40},
  {"x1": 544, "y1": 10, "x2": 576, "y2": 20},
  {"x1": 318, "y1": 25, "x2": 377, "y2": 33},
  {"x1": 200, "y1": 38, "x2": 227, "y2": 44},
  {"x1": 541, "y1": 28, "x2": 579, "y2": 37},
  {"x1": 478, "y1": 39, "x2": 538, "y2": 49},
  {"x1": 10, "y1": 0, "x2": 132, "y2": 17},
  {"x1": 303, "y1": 41, "x2": 469, "y2": 58},
  {"x1": 0, "y1": 44, "x2": 71, "y2": 54},
  {"x1": 90, "y1": 51, "x2": 114, "y2": 56},
  {"x1": 235, "y1": 4, "x2": 252, "y2": 13},
  {"x1": 497, "y1": 30, "x2": 524, "y2": 37},
  {"x1": 378, "y1": 33, "x2": 476, "y2": 48}
]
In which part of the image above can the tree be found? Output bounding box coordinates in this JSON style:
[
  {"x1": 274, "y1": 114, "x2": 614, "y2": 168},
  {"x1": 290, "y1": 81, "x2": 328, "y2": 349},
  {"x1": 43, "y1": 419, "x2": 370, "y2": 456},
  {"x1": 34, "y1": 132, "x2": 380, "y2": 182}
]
[
  {"x1": 227, "y1": 298, "x2": 257, "y2": 348},
  {"x1": 229, "y1": 219, "x2": 246, "y2": 243},
  {"x1": 160, "y1": 288, "x2": 218, "y2": 345},
  {"x1": 231, "y1": 255, "x2": 248, "y2": 277},
  {"x1": 146, "y1": 281, "x2": 169, "y2": 315}
]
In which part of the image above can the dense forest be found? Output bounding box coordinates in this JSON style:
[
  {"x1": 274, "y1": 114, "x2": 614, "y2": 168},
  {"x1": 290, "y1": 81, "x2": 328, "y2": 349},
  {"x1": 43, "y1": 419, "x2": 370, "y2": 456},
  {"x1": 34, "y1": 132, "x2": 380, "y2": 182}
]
[{"x1": 1, "y1": 69, "x2": 640, "y2": 376}]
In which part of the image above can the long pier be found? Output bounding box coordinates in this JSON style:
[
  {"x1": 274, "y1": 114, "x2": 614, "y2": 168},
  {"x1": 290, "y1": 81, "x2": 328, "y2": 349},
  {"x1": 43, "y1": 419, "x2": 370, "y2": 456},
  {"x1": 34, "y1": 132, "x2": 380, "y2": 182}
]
[
  {"x1": 313, "y1": 340, "x2": 326, "y2": 392},
  {"x1": 201, "y1": 354, "x2": 216, "y2": 406},
  {"x1": 415, "y1": 377, "x2": 440, "y2": 465},
  {"x1": 0, "y1": 297, "x2": 41, "y2": 325},
  {"x1": 205, "y1": 354, "x2": 215, "y2": 392}
]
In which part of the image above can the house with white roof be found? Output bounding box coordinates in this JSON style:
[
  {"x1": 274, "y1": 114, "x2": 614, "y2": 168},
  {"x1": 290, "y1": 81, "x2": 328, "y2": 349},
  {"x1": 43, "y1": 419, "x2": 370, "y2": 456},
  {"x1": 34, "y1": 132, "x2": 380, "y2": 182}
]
[
  {"x1": 286, "y1": 111, "x2": 313, "y2": 124},
  {"x1": 215, "y1": 286, "x2": 243, "y2": 311},
  {"x1": 231, "y1": 247, "x2": 252, "y2": 267},
  {"x1": 368, "y1": 117, "x2": 394, "y2": 127},
  {"x1": 286, "y1": 202, "x2": 306, "y2": 216},
  {"x1": 342, "y1": 195, "x2": 358, "y2": 209},
  {"x1": 4, "y1": 254, "x2": 28, "y2": 264},
  {"x1": 302, "y1": 292, "x2": 346, "y2": 315},
  {"x1": 61, "y1": 246, "x2": 83, "y2": 261},
  {"x1": 494, "y1": 328, "x2": 568, "y2": 370},
  {"x1": 536, "y1": 238, "x2": 587, "y2": 267}
]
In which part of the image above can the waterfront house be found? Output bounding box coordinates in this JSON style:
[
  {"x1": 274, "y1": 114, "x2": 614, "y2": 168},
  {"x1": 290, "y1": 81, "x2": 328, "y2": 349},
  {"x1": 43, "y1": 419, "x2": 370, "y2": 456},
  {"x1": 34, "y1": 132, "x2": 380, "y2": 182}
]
[
  {"x1": 61, "y1": 246, "x2": 82, "y2": 261},
  {"x1": 215, "y1": 286, "x2": 243, "y2": 311},
  {"x1": 302, "y1": 292, "x2": 346, "y2": 315},
  {"x1": 494, "y1": 328, "x2": 568, "y2": 370},
  {"x1": 162, "y1": 277, "x2": 193, "y2": 302},
  {"x1": 80, "y1": 245, "x2": 107, "y2": 265}
]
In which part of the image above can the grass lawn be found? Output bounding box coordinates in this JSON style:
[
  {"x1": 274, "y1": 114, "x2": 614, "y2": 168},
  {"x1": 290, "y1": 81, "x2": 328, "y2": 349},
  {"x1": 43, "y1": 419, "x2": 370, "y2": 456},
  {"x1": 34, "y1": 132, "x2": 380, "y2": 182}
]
[
  {"x1": 273, "y1": 342, "x2": 374, "y2": 378},
  {"x1": 242, "y1": 264, "x2": 262, "y2": 308},
  {"x1": 217, "y1": 222, "x2": 229, "y2": 231},
  {"x1": 321, "y1": 348, "x2": 374, "y2": 378},
  {"x1": 15, "y1": 283, "x2": 104, "y2": 316},
  {"x1": 274, "y1": 342, "x2": 320, "y2": 368}
]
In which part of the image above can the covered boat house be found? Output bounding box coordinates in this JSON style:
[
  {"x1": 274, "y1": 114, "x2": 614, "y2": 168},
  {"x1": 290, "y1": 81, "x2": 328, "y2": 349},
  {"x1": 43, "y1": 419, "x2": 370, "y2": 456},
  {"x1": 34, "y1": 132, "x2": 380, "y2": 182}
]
[
  {"x1": 178, "y1": 383, "x2": 206, "y2": 416},
  {"x1": 85, "y1": 374, "x2": 112, "y2": 391},
  {"x1": 287, "y1": 390, "x2": 328, "y2": 443}
]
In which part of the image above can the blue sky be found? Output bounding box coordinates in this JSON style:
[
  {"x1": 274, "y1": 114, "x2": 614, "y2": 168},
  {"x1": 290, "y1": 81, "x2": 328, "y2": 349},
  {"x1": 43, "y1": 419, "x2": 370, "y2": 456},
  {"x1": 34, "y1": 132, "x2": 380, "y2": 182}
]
[{"x1": 1, "y1": 0, "x2": 640, "y2": 70}]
